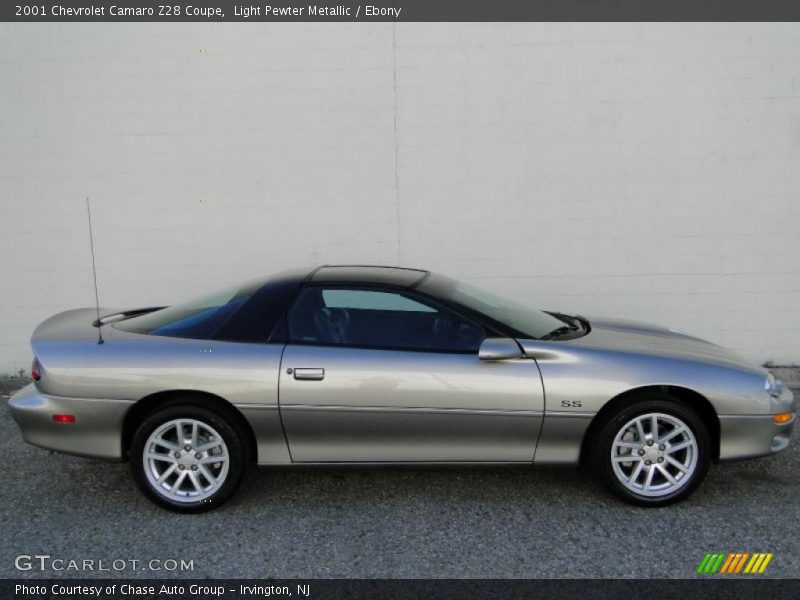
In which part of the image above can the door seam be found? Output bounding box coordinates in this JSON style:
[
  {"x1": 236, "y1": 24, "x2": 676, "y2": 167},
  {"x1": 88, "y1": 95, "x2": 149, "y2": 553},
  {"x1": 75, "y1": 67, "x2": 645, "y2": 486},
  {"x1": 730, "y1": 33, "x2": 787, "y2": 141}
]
[{"x1": 276, "y1": 343, "x2": 294, "y2": 462}]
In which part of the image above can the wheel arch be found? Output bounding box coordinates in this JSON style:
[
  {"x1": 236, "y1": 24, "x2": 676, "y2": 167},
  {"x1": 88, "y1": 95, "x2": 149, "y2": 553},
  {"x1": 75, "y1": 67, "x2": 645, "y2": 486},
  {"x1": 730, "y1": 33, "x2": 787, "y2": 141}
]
[
  {"x1": 121, "y1": 389, "x2": 258, "y2": 462},
  {"x1": 579, "y1": 384, "x2": 720, "y2": 464}
]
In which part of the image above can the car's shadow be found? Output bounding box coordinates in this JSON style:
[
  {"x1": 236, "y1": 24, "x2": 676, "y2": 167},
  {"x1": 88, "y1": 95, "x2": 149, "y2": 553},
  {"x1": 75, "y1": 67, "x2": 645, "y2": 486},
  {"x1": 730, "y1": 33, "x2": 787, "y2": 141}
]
[
  {"x1": 13, "y1": 445, "x2": 800, "y2": 517},
  {"x1": 237, "y1": 463, "x2": 605, "y2": 511}
]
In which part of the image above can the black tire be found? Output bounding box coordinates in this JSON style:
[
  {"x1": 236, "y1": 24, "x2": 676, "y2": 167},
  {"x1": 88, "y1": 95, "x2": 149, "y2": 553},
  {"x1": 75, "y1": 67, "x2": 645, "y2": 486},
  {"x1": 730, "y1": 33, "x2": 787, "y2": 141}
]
[
  {"x1": 130, "y1": 403, "x2": 247, "y2": 513},
  {"x1": 588, "y1": 393, "x2": 711, "y2": 507}
]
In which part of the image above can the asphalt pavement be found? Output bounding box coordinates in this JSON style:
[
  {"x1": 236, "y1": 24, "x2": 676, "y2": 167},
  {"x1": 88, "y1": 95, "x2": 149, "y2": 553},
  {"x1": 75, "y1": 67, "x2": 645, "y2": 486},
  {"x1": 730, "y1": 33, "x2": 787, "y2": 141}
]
[{"x1": 1, "y1": 385, "x2": 799, "y2": 579}]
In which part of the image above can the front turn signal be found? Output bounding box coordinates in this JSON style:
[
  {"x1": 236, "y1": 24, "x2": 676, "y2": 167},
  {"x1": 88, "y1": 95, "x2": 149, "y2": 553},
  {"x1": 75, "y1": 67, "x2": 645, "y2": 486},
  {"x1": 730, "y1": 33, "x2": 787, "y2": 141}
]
[{"x1": 773, "y1": 412, "x2": 794, "y2": 424}]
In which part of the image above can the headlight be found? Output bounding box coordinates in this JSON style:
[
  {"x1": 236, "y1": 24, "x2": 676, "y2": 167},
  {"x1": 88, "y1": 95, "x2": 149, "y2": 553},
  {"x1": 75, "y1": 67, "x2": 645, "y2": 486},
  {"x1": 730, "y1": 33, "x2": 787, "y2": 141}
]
[{"x1": 765, "y1": 373, "x2": 785, "y2": 398}]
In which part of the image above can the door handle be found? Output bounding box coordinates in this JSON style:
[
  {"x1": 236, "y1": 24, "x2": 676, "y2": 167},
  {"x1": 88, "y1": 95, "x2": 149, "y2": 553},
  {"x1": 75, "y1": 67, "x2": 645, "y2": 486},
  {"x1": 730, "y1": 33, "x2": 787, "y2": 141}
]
[{"x1": 292, "y1": 368, "x2": 325, "y2": 381}]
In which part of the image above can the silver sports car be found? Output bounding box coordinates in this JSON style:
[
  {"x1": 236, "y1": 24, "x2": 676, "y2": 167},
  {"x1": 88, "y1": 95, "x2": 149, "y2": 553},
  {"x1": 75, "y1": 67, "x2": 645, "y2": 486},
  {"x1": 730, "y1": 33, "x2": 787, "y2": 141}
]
[{"x1": 9, "y1": 266, "x2": 796, "y2": 512}]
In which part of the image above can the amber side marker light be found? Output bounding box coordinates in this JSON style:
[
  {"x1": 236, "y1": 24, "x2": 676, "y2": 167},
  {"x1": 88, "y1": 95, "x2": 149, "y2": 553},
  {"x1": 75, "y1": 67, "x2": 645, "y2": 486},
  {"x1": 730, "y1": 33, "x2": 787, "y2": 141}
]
[
  {"x1": 773, "y1": 412, "x2": 794, "y2": 424},
  {"x1": 52, "y1": 414, "x2": 76, "y2": 424}
]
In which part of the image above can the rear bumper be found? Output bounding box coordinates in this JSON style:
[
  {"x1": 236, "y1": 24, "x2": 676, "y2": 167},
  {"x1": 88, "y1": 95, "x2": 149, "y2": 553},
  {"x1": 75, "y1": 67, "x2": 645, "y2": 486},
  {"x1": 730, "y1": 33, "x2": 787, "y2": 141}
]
[{"x1": 8, "y1": 383, "x2": 132, "y2": 460}]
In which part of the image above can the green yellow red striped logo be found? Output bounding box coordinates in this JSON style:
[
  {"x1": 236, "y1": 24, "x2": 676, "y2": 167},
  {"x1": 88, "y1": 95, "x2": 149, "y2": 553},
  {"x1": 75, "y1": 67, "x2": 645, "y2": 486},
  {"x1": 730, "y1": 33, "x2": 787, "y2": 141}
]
[{"x1": 697, "y1": 552, "x2": 773, "y2": 574}]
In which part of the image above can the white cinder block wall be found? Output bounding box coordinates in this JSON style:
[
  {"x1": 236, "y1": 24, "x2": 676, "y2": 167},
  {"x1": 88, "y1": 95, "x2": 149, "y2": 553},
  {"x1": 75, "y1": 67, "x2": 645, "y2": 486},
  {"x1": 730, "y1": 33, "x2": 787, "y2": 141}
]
[{"x1": 1, "y1": 23, "x2": 799, "y2": 372}]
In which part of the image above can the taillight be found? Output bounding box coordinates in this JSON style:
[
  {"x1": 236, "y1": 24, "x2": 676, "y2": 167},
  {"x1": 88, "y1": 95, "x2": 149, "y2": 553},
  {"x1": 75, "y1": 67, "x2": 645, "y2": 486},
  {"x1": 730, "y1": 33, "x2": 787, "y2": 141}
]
[
  {"x1": 53, "y1": 414, "x2": 75, "y2": 423},
  {"x1": 31, "y1": 358, "x2": 42, "y2": 381}
]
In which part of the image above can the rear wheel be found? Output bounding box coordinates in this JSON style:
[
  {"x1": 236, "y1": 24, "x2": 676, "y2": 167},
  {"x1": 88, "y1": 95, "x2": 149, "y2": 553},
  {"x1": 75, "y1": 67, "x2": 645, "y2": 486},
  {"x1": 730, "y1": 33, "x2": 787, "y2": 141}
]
[
  {"x1": 130, "y1": 404, "x2": 247, "y2": 513},
  {"x1": 589, "y1": 395, "x2": 711, "y2": 506}
]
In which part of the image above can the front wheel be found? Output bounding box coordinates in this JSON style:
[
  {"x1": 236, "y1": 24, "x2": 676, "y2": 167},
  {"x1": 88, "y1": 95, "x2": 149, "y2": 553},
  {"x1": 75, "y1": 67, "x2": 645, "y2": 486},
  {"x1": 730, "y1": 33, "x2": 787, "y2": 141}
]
[
  {"x1": 589, "y1": 396, "x2": 711, "y2": 506},
  {"x1": 130, "y1": 404, "x2": 247, "y2": 513}
]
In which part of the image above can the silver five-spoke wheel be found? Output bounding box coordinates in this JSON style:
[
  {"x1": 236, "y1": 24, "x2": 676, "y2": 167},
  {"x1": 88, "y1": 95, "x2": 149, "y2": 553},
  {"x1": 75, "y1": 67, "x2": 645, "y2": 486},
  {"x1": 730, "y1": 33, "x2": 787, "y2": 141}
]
[
  {"x1": 143, "y1": 418, "x2": 230, "y2": 504},
  {"x1": 610, "y1": 412, "x2": 698, "y2": 498}
]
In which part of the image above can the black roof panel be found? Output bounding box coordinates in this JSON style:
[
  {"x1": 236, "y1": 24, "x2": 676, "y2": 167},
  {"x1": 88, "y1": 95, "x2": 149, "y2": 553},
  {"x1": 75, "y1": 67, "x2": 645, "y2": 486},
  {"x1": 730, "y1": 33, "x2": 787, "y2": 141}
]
[{"x1": 311, "y1": 265, "x2": 428, "y2": 288}]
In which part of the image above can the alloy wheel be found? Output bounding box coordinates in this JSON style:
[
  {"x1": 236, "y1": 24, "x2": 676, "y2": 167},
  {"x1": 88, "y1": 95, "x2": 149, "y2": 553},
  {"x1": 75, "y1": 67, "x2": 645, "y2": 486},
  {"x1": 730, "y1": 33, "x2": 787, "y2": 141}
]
[
  {"x1": 143, "y1": 418, "x2": 230, "y2": 503},
  {"x1": 610, "y1": 412, "x2": 699, "y2": 498}
]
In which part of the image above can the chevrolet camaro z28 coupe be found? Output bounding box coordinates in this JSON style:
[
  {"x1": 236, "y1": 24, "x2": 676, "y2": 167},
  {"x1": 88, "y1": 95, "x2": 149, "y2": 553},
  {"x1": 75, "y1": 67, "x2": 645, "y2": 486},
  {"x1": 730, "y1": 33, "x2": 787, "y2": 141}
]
[{"x1": 9, "y1": 266, "x2": 796, "y2": 512}]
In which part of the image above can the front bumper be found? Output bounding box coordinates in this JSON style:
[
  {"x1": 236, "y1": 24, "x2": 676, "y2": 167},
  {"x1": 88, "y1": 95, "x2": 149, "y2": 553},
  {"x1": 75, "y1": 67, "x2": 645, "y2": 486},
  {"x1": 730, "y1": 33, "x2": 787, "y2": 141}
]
[
  {"x1": 719, "y1": 387, "x2": 796, "y2": 460},
  {"x1": 8, "y1": 383, "x2": 133, "y2": 460}
]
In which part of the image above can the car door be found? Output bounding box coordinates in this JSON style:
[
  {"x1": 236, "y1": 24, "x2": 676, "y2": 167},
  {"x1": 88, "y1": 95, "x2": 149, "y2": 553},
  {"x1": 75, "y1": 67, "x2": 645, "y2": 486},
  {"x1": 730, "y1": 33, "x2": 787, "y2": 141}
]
[{"x1": 278, "y1": 286, "x2": 545, "y2": 462}]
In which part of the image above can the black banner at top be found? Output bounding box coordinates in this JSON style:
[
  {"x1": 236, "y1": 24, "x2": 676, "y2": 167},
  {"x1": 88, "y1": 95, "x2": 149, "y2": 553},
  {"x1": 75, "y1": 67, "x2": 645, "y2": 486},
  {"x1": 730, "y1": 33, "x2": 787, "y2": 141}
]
[{"x1": 4, "y1": 0, "x2": 800, "y2": 22}]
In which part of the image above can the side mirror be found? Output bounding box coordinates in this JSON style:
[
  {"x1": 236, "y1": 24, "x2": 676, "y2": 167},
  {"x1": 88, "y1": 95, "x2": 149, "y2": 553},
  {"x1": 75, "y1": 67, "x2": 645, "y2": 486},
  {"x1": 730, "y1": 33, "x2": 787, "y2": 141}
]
[{"x1": 479, "y1": 338, "x2": 523, "y2": 361}]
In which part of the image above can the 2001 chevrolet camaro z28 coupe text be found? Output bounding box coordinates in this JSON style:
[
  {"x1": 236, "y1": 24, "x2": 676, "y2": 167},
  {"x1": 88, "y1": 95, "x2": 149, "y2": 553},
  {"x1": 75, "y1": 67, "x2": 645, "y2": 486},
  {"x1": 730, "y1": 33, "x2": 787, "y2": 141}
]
[{"x1": 9, "y1": 266, "x2": 796, "y2": 512}]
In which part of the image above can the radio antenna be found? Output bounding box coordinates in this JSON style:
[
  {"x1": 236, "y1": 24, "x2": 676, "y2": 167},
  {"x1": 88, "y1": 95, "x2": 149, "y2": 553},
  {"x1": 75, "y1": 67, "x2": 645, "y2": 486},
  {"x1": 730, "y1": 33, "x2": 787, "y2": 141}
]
[{"x1": 86, "y1": 198, "x2": 104, "y2": 344}]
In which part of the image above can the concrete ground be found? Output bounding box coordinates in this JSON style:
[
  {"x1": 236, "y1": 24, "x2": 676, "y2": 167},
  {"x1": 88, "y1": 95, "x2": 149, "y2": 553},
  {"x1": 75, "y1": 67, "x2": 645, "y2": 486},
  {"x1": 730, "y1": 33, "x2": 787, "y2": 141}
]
[{"x1": 1, "y1": 377, "x2": 798, "y2": 579}]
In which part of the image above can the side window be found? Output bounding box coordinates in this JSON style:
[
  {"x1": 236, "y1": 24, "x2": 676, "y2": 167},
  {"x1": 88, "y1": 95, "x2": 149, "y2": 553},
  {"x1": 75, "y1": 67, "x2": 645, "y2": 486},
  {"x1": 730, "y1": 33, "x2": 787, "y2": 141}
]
[
  {"x1": 287, "y1": 287, "x2": 485, "y2": 353},
  {"x1": 322, "y1": 289, "x2": 436, "y2": 312}
]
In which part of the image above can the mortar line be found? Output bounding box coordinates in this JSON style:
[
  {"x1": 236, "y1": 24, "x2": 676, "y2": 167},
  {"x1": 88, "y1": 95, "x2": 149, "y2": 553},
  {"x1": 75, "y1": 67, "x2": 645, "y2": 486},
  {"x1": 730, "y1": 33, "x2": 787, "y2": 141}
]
[{"x1": 392, "y1": 23, "x2": 401, "y2": 266}]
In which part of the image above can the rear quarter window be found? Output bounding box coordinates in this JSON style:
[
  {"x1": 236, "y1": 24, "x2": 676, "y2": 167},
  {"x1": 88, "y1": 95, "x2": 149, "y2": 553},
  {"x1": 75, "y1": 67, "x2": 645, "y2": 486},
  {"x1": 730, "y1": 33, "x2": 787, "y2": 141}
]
[{"x1": 114, "y1": 282, "x2": 259, "y2": 340}]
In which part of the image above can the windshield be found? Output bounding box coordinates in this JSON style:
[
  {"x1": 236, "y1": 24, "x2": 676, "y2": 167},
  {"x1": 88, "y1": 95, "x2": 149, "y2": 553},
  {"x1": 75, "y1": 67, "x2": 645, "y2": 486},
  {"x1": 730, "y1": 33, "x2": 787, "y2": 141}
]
[
  {"x1": 419, "y1": 275, "x2": 565, "y2": 339},
  {"x1": 113, "y1": 280, "x2": 261, "y2": 339}
]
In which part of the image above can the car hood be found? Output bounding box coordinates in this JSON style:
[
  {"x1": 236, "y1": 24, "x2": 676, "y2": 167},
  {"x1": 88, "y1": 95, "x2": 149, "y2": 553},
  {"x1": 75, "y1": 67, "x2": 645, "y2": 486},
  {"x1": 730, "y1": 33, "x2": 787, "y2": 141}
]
[{"x1": 563, "y1": 316, "x2": 764, "y2": 374}]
